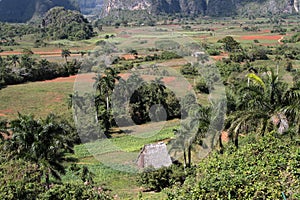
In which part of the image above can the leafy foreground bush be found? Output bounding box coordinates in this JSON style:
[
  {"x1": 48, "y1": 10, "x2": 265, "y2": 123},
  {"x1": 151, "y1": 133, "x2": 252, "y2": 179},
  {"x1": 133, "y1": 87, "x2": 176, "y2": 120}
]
[
  {"x1": 0, "y1": 159, "x2": 113, "y2": 200},
  {"x1": 167, "y1": 133, "x2": 300, "y2": 199},
  {"x1": 137, "y1": 164, "x2": 195, "y2": 192}
]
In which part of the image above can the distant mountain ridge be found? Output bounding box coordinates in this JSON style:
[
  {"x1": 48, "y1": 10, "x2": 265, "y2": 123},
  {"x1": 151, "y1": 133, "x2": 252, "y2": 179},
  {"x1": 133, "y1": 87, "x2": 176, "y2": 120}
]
[
  {"x1": 88, "y1": 0, "x2": 299, "y2": 17},
  {"x1": 0, "y1": 0, "x2": 299, "y2": 23},
  {"x1": 0, "y1": 0, "x2": 79, "y2": 23}
]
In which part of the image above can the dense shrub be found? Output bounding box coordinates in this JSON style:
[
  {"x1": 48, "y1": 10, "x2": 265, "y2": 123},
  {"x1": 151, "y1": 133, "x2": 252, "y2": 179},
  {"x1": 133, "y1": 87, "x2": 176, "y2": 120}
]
[
  {"x1": 167, "y1": 134, "x2": 300, "y2": 199},
  {"x1": 206, "y1": 48, "x2": 221, "y2": 56},
  {"x1": 195, "y1": 79, "x2": 209, "y2": 94},
  {"x1": 160, "y1": 51, "x2": 182, "y2": 60},
  {"x1": 136, "y1": 164, "x2": 192, "y2": 192},
  {"x1": 181, "y1": 63, "x2": 198, "y2": 75}
]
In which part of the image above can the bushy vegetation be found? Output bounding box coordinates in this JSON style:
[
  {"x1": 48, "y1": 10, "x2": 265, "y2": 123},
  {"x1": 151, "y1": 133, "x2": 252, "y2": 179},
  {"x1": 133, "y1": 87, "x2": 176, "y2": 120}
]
[
  {"x1": 167, "y1": 134, "x2": 300, "y2": 199},
  {"x1": 136, "y1": 164, "x2": 192, "y2": 192},
  {"x1": 0, "y1": 23, "x2": 40, "y2": 40}
]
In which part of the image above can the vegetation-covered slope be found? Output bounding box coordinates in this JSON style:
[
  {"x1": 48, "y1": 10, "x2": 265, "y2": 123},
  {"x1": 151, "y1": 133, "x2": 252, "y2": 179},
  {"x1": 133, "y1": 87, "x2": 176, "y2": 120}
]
[
  {"x1": 42, "y1": 7, "x2": 94, "y2": 40},
  {"x1": 0, "y1": 0, "x2": 79, "y2": 23},
  {"x1": 168, "y1": 134, "x2": 300, "y2": 199}
]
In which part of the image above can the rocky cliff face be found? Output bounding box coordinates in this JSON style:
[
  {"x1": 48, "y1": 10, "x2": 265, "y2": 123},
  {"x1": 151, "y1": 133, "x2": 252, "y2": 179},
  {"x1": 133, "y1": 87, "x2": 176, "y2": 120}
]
[
  {"x1": 100, "y1": 0, "x2": 207, "y2": 16},
  {"x1": 0, "y1": 0, "x2": 79, "y2": 23},
  {"x1": 97, "y1": 0, "x2": 299, "y2": 17}
]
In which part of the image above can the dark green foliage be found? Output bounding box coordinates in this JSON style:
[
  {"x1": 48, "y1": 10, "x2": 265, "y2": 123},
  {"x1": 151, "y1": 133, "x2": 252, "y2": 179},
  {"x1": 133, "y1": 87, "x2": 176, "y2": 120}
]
[
  {"x1": 0, "y1": 55, "x2": 80, "y2": 88},
  {"x1": 167, "y1": 134, "x2": 300, "y2": 199},
  {"x1": 248, "y1": 46, "x2": 269, "y2": 61},
  {"x1": 0, "y1": 160, "x2": 112, "y2": 200},
  {"x1": 275, "y1": 45, "x2": 300, "y2": 60},
  {"x1": 284, "y1": 32, "x2": 300, "y2": 43},
  {"x1": 218, "y1": 36, "x2": 241, "y2": 52},
  {"x1": 181, "y1": 63, "x2": 198, "y2": 76},
  {"x1": 206, "y1": 48, "x2": 221, "y2": 56},
  {"x1": 285, "y1": 61, "x2": 293, "y2": 72},
  {"x1": 229, "y1": 52, "x2": 248, "y2": 62},
  {"x1": 0, "y1": 23, "x2": 40, "y2": 39},
  {"x1": 129, "y1": 78, "x2": 180, "y2": 124},
  {"x1": 0, "y1": 160, "x2": 44, "y2": 200},
  {"x1": 195, "y1": 79, "x2": 209, "y2": 94},
  {"x1": 43, "y1": 7, "x2": 94, "y2": 40},
  {"x1": 271, "y1": 26, "x2": 287, "y2": 34},
  {"x1": 0, "y1": 114, "x2": 113, "y2": 200},
  {"x1": 160, "y1": 51, "x2": 182, "y2": 60},
  {"x1": 136, "y1": 164, "x2": 191, "y2": 192}
]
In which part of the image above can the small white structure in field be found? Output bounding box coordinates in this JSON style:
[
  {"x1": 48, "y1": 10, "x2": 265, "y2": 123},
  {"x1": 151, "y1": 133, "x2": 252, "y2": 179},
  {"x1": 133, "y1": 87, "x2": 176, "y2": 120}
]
[{"x1": 136, "y1": 142, "x2": 172, "y2": 169}]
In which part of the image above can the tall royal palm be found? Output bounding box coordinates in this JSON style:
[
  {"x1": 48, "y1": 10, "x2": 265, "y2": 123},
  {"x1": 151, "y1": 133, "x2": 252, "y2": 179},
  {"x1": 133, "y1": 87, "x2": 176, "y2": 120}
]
[{"x1": 93, "y1": 67, "x2": 120, "y2": 132}]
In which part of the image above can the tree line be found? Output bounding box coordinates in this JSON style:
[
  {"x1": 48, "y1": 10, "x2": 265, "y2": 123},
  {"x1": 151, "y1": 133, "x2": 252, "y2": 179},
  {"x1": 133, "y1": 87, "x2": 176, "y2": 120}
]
[{"x1": 0, "y1": 51, "x2": 80, "y2": 89}]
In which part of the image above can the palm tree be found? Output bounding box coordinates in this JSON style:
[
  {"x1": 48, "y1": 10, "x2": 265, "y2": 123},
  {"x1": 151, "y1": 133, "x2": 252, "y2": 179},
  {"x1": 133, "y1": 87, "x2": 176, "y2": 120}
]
[
  {"x1": 20, "y1": 54, "x2": 36, "y2": 70},
  {"x1": 93, "y1": 67, "x2": 120, "y2": 132},
  {"x1": 61, "y1": 49, "x2": 71, "y2": 64},
  {"x1": 7, "y1": 55, "x2": 19, "y2": 67},
  {"x1": 6, "y1": 113, "x2": 74, "y2": 189},
  {"x1": 227, "y1": 70, "x2": 298, "y2": 148},
  {"x1": 169, "y1": 105, "x2": 214, "y2": 168}
]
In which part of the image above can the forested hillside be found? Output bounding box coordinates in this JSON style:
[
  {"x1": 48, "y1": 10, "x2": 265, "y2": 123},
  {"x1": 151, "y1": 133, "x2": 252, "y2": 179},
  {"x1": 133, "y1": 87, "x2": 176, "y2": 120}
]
[{"x1": 0, "y1": 0, "x2": 79, "y2": 22}]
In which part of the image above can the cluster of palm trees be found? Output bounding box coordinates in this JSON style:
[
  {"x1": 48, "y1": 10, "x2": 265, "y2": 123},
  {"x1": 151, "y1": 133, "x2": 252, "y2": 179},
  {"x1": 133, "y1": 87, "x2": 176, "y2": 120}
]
[
  {"x1": 0, "y1": 113, "x2": 75, "y2": 189},
  {"x1": 170, "y1": 66, "x2": 300, "y2": 168}
]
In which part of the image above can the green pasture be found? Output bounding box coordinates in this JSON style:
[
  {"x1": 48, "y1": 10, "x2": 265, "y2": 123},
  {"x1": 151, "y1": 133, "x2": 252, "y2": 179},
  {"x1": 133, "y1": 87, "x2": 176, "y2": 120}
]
[{"x1": 0, "y1": 80, "x2": 74, "y2": 120}]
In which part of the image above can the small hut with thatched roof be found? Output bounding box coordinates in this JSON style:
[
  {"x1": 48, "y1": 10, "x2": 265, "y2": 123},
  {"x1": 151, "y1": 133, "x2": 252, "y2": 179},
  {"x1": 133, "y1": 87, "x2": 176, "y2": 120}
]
[{"x1": 136, "y1": 142, "x2": 172, "y2": 169}]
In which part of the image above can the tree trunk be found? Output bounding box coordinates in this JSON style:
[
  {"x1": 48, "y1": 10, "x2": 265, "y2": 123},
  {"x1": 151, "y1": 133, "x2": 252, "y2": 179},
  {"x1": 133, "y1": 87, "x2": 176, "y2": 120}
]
[
  {"x1": 106, "y1": 95, "x2": 109, "y2": 111},
  {"x1": 46, "y1": 169, "x2": 50, "y2": 190},
  {"x1": 187, "y1": 145, "x2": 192, "y2": 168},
  {"x1": 234, "y1": 133, "x2": 239, "y2": 148},
  {"x1": 183, "y1": 150, "x2": 187, "y2": 168},
  {"x1": 219, "y1": 133, "x2": 224, "y2": 154}
]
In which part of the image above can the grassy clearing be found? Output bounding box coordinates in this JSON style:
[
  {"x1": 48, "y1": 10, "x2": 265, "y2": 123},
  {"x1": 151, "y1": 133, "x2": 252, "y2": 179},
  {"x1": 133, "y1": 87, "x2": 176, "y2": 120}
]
[
  {"x1": 0, "y1": 80, "x2": 74, "y2": 120},
  {"x1": 74, "y1": 125, "x2": 177, "y2": 159}
]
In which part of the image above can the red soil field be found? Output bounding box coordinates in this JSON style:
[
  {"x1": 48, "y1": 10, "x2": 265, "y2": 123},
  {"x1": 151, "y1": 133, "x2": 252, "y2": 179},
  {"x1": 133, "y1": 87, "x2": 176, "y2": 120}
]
[
  {"x1": 121, "y1": 54, "x2": 136, "y2": 60},
  {"x1": 240, "y1": 35, "x2": 282, "y2": 40}
]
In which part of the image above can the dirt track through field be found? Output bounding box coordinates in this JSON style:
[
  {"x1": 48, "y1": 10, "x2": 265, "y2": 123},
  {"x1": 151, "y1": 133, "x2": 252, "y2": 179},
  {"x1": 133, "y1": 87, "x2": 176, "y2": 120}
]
[{"x1": 0, "y1": 49, "x2": 82, "y2": 57}]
